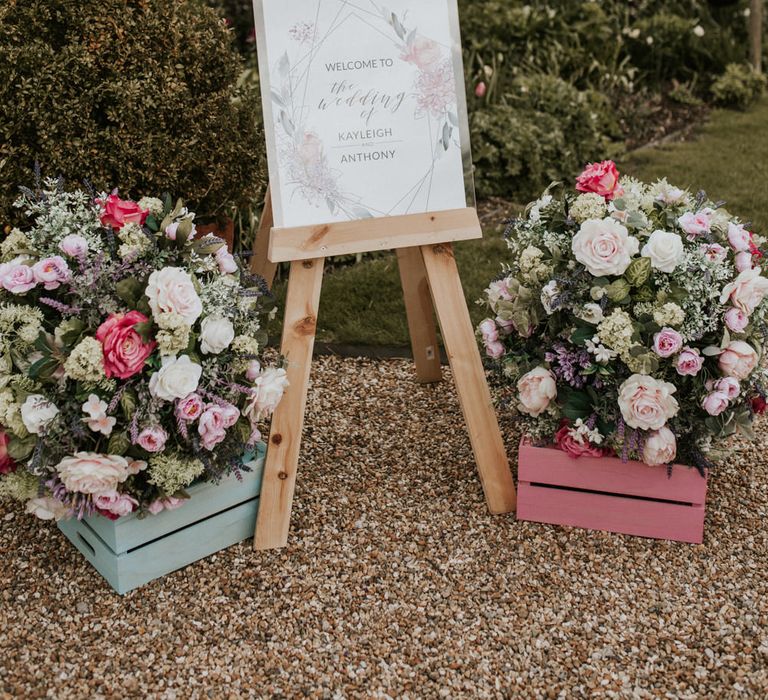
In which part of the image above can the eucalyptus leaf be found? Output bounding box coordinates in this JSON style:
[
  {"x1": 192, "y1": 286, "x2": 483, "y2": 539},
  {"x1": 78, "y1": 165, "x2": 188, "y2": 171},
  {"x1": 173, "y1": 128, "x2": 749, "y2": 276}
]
[{"x1": 8, "y1": 435, "x2": 36, "y2": 461}]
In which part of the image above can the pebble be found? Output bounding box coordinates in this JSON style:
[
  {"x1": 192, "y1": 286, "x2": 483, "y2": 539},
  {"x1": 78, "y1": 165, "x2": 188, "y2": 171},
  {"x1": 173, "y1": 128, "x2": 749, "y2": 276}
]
[{"x1": 0, "y1": 356, "x2": 766, "y2": 697}]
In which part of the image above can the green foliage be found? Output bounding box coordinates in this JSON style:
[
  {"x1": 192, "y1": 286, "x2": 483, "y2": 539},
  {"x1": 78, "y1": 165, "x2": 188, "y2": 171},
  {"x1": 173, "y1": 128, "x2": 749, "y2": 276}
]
[
  {"x1": 0, "y1": 0, "x2": 266, "y2": 226},
  {"x1": 711, "y1": 64, "x2": 768, "y2": 110}
]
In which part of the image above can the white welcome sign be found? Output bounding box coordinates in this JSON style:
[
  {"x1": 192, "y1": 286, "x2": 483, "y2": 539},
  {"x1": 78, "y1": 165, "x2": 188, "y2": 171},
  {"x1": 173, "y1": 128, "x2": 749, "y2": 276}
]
[{"x1": 253, "y1": 0, "x2": 474, "y2": 229}]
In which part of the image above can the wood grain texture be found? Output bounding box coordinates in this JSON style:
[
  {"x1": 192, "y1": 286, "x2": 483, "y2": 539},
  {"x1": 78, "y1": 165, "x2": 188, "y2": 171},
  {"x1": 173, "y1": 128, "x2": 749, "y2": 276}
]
[
  {"x1": 250, "y1": 185, "x2": 278, "y2": 288},
  {"x1": 268, "y1": 208, "x2": 483, "y2": 262},
  {"x1": 421, "y1": 242, "x2": 517, "y2": 514},
  {"x1": 254, "y1": 258, "x2": 325, "y2": 550},
  {"x1": 396, "y1": 247, "x2": 442, "y2": 384}
]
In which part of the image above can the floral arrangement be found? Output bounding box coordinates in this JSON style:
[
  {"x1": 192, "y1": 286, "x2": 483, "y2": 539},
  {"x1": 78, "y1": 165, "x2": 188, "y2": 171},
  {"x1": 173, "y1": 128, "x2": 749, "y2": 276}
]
[
  {"x1": 0, "y1": 180, "x2": 287, "y2": 521},
  {"x1": 479, "y1": 161, "x2": 768, "y2": 470}
]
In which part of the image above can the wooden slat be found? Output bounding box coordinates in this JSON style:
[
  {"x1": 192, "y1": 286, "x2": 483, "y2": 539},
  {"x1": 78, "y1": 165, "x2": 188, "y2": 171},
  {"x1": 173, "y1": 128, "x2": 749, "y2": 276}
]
[
  {"x1": 421, "y1": 242, "x2": 517, "y2": 514},
  {"x1": 518, "y1": 442, "x2": 708, "y2": 505},
  {"x1": 254, "y1": 258, "x2": 325, "y2": 550},
  {"x1": 396, "y1": 247, "x2": 442, "y2": 384},
  {"x1": 268, "y1": 208, "x2": 483, "y2": 263},
  {"x1": 250, "y1": 185, "x2": 278, "y2": 288}
]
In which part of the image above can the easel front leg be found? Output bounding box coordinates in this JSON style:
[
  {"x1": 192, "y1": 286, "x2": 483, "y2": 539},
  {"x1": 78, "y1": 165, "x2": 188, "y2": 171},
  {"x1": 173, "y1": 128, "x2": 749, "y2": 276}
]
[
  {"x1": 254, "y1": 258, "x2": 325, "y2": 550},
  {"x1": 396, "y1": 247, "x2": 442, "y2": 384},
  {"x1": 421, "y1": 243, "x2": 517, "y2": 514},
  {"x1": 250, "y1": 185, "x2": 278, "y2": 289}
]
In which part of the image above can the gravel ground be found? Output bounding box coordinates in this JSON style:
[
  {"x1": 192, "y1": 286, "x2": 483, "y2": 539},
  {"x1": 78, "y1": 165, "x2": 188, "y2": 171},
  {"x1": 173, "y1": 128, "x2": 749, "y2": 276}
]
[{"x1": 1, "y1": 356, "x2": 767, "y2": 699}]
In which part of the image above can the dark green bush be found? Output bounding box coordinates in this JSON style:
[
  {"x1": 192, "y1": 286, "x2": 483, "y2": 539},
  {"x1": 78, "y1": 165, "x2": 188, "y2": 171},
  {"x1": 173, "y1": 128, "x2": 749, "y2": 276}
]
[
  {"x1": 711, "y1": 63, "x2": 768, "y2": 109},
  {"x1": 0, "y1": 0, "x2": 266, "y2": 225}
]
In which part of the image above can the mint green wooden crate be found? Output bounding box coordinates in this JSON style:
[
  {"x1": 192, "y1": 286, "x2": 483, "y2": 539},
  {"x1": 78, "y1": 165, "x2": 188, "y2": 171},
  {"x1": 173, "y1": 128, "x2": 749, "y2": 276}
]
[{"x1": 57, "y1": 443, "x2": 266, "y2": 595}]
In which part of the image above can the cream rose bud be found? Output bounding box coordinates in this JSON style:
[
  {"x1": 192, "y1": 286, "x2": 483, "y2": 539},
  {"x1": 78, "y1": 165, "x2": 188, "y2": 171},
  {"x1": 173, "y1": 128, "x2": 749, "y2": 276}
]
[
  {"x1": 642, "y1": 427, "x2": 677, "y2": 467},
  {"x1": 200, "y1": 316, "x2": 235, "y2": 355},
  {"x1": 517, "y1": 367, "x2": 557, "y2": 417},
  {"x1": 718, "y1": 340, "x2": 759, "y2": 380},
  {"x1": 56, "y1": 453, "x2": 131, "y2": 495},
  {"x1": 149, "y1": 355, "x2": 203, "y2": 401},
  {"x1": 244, "y1": 367, "x2": 290, "y2": 423},
  {"x1": 145, "y1": 267, "x2": 203, "y2": 326},
  {"x1": 572, "y1": 218, "x2": 639, "y2": 277},
  {"x1": 25, "y1": 497, "x2": 69, "y2": 521},
  {"x1": 720, "y1": 268, "x2": 768, "y2": 315},
  {"x1": 575, "y1": 303, "x2": 605, "y2": 325},
  {"x1": 641, "y1": 230, "x2": 685, "y2": 273},
  {"x1": 618, "y1": 374, "x2": 679, "y2": 431},
  {"x1": 20, "y1": 395, "x2": 59, "y2": 435}
]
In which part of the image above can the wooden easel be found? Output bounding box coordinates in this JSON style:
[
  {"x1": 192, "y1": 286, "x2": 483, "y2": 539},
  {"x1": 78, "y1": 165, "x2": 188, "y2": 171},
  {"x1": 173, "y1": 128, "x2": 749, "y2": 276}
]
[{"x1": 250, "y1": 185, "x2": 517, "y2": 550}]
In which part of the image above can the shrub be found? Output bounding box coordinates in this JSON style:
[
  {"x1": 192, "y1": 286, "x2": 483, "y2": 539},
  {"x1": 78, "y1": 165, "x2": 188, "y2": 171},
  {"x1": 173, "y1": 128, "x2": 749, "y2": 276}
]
[
  {"x1": 711, "y1": 63, "x2": 767, "y2": 110},
  {"x1": 0, "y1": 0, "x2": 266, "y2": 226}
]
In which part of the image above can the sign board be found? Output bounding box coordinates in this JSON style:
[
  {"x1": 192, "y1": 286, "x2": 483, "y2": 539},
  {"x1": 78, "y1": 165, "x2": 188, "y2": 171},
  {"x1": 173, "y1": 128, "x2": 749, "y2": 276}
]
[{"x1": 253, "y1": 0, "x2": 474, "y2": 229}]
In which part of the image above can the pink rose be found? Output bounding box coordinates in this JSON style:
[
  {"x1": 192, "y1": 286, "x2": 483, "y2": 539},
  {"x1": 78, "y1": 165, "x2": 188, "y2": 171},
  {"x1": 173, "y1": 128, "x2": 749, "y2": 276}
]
[
  {"x1": 554, "y1": 422, "x2": 605, "y2": 459},
  {"x1": 675, "y1": 347, "x2": 704, "y2": 376},
  {"x1": 701, "y1": 243, "x2": 727, "y2": 263},
  {"x1": 32, "y1": 256, "x2": 71, "y2": 290},
  {"x1": 145, "y1": 267, "x2": 203, "y2": 325},
  {"x1": 244, "y1": 368, "x2": 289, "y2": 423},
  {"x1": 727, "y1": 223, "x2": 751, "y2": 252},
  {"x1": 486, "y1": 279, "x2": 513, "y2": 304},
  {"x1": 713, "y1": 377, "x2": 740, "y2": 400},
  {"x1": 724, "y1": 307, "x2": 749, "y2": 333},
  {"x1": 59, "y1": 234, "x2": 89, "y2": 258},
  {"x1": 175, "y1": 393, "x2": 204, "y2": 422},
  {"x1": 653, "y1": 328, "x2": 684, "y2": 358},
  {"x1": 486, "y1": 340, "x2": 505, "y2": 359},
  {"x1": 478, "y1": 318, "x2": 499, "y2": 343},
  {"x1": 642, "y1": 427, "x2": 677, "y2": 467},
  {"x1": 496, "y1": 317, "x2": 515, "y2": 335},
  {"x1": 572, "y1": 219, "x2": 639, "y2": 277},
  {"x1": 702, "y1": 392, "x2": 729, "y2": 416},
  {"x1": 215, "y1": 247, "x2": 238, "y2": 274},
  {"x1": 475, "y1": 81, "x2": 487, "y2": 98},
  {"x1": 94, "y1": 491, "x2": 138, "y2": 518},
  {"x1": 1, "y1": 261, "x2": 36, "y2": 294},
  {"x1": 198, "y1": 404, "x2": 240, "y2": 451},
  {"x1": 678, "y1": 211, "x2": 712, "y2": 239},
  {"x1": 718, "y1": 340, "x2": 759, "y2": 380},
  {"x1": 617, "y1": 375, "x2": 679, "y2": 431},
  {"x1": 401, "y1": 35, "x2": 442, "y2": 70},
  {"x1": 99, "y1": 194, "x2": 149, "y2": 230},
  {"x1": 735, "y1": 251, "x2": 754, "y2": 273},
  {"x1": 0, "y1": 430, "x2": 16, "y2": 475},
  {"x1": 148, "y1": 497, "x2": 186, "y2": 515},
  {"x1": 720, "y1": 268, "x2": 768, "y2": 315},
  {"x1": 575, "y1": 161, "x2": 623, "y2": 200},
  {"x1": 517, "y1": 367, "x2": 557, "y2": 417},
  {"x1": 56, "y1": 453, "x2": 131, "y2": 495},
  {"x1": 135, "y1": 426, "x2": 168, "y2": 453},
  {"x1": 245, "y1": 360, "x2": 262, "y2": 382},
  {"x1": 96, "y1": 311, "x2": 156, "y2": 380}
]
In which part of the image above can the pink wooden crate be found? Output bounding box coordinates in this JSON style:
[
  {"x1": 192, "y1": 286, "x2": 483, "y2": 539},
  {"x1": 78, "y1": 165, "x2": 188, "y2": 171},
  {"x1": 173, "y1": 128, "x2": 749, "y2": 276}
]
[{"x1": 517, "y1": 441, "x2": 708, "y2": 544}]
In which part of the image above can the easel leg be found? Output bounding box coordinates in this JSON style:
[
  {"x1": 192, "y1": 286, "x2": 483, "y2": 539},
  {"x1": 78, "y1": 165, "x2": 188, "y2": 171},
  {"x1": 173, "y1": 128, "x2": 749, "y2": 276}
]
[
  {"x1": 421, "y1": 243, "x2": 517, "y2": 513},
  {"x1": 250, "y1": 185, "x2": 278, "y2": 289},
  {"x1": 396, "y1": 247, "x2": 442, "y2": 384},
  {"x1": 254, "y1": 257, "x2": 325, "y2": 550}
]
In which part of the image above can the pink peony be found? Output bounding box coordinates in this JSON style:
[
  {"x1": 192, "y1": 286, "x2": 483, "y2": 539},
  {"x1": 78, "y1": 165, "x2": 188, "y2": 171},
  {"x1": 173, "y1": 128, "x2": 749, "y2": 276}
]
[
  {"x1": 401, "y1": 35, "x2": 442, "y2": 70},
  {"x1": 99, "y1": 194, "x2": 149, "y2": 230},
  {"x1": 198, "y1": 404, "x2": 240, "y2": 451},
  {"x1": 653, "y1": 328, "x2": 684, "y2": 358},
  {"x1": 575, "y1": 161, "x2": 623, "y2": 200},
  {"x1": 94, "y1": 491, "x2": 139, "y2": 518},
  {"x1": 245, "y1": 360, "x2": 262, "y2": 382},
  {"x1": 96, "y1": 311, "x2": 156, "y2": 380},
  {"x1": 554, "y1": 422, "x2": 605, "y2": 459},
  {"x1": 175, "y1": 393, "x2": 205, "y2": 422},
  {"x1": 712, "y1": 377, "x2": 740, "y2": 400},
  {"x1": 485, "y1": 340, "x2": 505, "y2": 359},
  {"x1": 135, "y1": 426, "x2": 168, "y2": 453},
  {"x1": 478, "y1": 318, "x2": 499, "y2": 343},
  {"x1": 735, "y1": 251, "x2": 754, "y2": 273},
  {"x1": 56, "y1": 453, "x2": 131, "y2": 495},
  {"x1": 724, "y1": 307, "x2": 749, "y2": 333},
  {"x1": 675, "y1": 347, "x2": 704, "y2": 376},
  {"x1": 59, "y1": 234, "x2": 89, "y2": 258},
  {"x1": 642, "y1": 427, "x2": 677, "y2": 467},
  {"x1": 720, "y1": 268, "x2": 768, "y2": 315},
  {"x1": 718, "y1": 340, "x2": 759, "y2": 380},
  {"x1": 727, "y1": 223, "x2": 751, "y2": 252},
  {"x1": 32, "y1": 256, "x2": 71, "y2": 290},
  {"x1": 702, "y1": 392, "x2": 730, "y2": 416},
  {"x1": 1, "y1": 261, "x2": 36, "y2": 294},
  {"x1": 0, "y1": 430, "x2": 16, "y2": 475},
  {"x1": 517, "y1": 367, "x2": 557, "y2": 417},
  {"x1": 678, "y1": 211, "x2": 712, "y2": 239}
]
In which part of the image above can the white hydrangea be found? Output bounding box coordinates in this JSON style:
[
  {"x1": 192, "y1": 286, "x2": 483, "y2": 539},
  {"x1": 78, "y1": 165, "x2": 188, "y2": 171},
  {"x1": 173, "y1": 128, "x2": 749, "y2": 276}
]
[
  {"x1": 653, "y1": 302, "x2": 685, "y2": 328},
  {"x1": 570, "y1": 193, "x2": 607, "y2": 224},
  {"x1": 137, "y1": 197, "x2": 165, "y2": 218}
]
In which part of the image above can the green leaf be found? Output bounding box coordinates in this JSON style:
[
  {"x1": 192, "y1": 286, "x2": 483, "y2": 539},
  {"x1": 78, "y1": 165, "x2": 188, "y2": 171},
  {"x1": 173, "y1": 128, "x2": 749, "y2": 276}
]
[
  {"x1": 561, "y1": 388, "x2": 593, "y2": 420},
  {"x1": 570, "y1": 326, "x2": 595, "y2": 347},
  {"x1": 57, "y1": 319, "x2": 84, "y2": 347},
  {"x1": 28, "y1": 357, "x2": 60, "y2": 380},
  {"x1": 133, "y1": 321, "x2": 154, "y2": 343},
  {"x1": 7, "y1": 435, "x2": 36, "y2": 461},
  {"x1": 115, "y1": 277, "x2": 144, "y2": 306},
  {"x1": 108, "y1": 431, "x2": 131, "y2": 455},
  {"x1": 120, "y1": 390, "x2": 138, "y2": 420}
]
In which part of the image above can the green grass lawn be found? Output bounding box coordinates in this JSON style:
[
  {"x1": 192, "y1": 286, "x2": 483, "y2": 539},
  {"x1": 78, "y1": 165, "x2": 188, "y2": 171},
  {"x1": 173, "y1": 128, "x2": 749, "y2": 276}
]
[{"x1": 269, "y1": 98, "x2": 768, "y2": 348}]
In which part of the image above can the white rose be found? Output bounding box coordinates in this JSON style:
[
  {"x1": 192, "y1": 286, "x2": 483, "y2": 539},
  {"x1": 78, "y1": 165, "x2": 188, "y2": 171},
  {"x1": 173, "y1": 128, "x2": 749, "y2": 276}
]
[
  {"x1": 244, "y1": 368, "x2": 289, "y2": 423},
  {"x1": 20, "y1": 395, "x2": 59, "y2": 435},
  {"x1": 572, "y1": 218, "x2": 639, "y2": 277},
  {"x1": 200, "y1": 316, "x2": 235, "y2": 355},
  {"x1": 540, "y1": 280, "x2": 560, "y2": 315},
  {"x1": 642, "y1": 427, "x2": 677, "y2": 467},
  {"x1": 56, "y1": 453, "x2": 131, "y2": 495},
  {"x1": 145, "y1": 267, "x2": 203, "y2": 326},
  {"x1": 575, "y1": 303, "x2": 605, "y2": 325},
  {"x1": 641, "y1": 230, "x2": 685, "y2": 273},
  {"x1": 618, "y1": 374, "x2": 679, "y2": 431},
  {"x1": 517, "y1": 367, "x2": 557, "y2": 417},
  {"x1": 25, "y1": 497, "x2": 69, "y2": 521},
  {"x1": 149, "y1": 355, "x2": 203, "y2": 402}
]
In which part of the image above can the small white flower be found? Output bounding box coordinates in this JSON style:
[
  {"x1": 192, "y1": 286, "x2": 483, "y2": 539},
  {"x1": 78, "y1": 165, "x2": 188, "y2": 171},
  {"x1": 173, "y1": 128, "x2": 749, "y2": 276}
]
[
  {"x1": 200, "y1": 316, "x2": 236, "y2": 355},
  {"x1": 82, "y1": 394, "x2": 108, "y2": 420},
  {"x1": 20, "y1": 395, "x2": 59, "y2": 435},
  {"x1": 540, "y1": 280, "x2": 560, "y2": 315},
  {"x1": 576, "y1": 303, "x2": 605, "y2": 325},
  {"x1": 693, "y1": 25, "x2": 705, "y2": 38}
]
